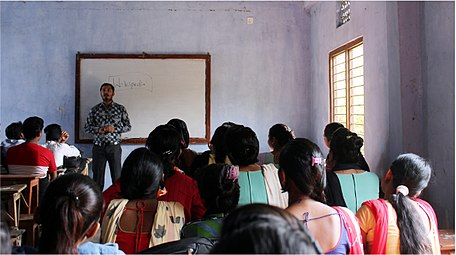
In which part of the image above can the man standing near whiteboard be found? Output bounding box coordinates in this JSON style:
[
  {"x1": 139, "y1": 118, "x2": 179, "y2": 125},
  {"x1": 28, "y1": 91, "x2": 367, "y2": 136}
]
[{"x1": 84, "y1": 82, "x2": 131, "y2": 190}]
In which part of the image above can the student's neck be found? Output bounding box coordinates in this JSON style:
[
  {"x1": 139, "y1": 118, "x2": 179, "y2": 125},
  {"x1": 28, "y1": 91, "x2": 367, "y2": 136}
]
[
  {"x1": 26, "y1": 137, "x2": 40, "y2": 144},
  {"x1": 239, "y1": 163, "x2": 261, "y2": 172},
  {"x1": 103, "y1": 100, "x2": 113, "y2": 106},
  {"x1": 289, "y1": 193, "x2": 311, "y2": 205}
]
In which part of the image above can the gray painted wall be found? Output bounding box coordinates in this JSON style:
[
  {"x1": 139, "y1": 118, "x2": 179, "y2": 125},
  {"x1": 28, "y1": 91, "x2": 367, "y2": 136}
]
[
  {"x1": 308, "y1": 1, "x2": 454, "y2": 228},
  {"x1": 1, "y1": 1, "x2": 454, "y2": 227}
]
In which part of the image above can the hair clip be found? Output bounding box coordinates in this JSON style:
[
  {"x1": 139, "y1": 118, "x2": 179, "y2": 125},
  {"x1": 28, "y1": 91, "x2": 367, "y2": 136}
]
[
  {"x1": 346, "y1": 135, "x2": 352, "y2": 140},
  {"x1": 396, "y1": 185, "x2": 409, "y2": 196},
  {"x1": 311, "y1": 157, "x2": 322, "y2": 166},
  {"x1": 65, "y1": 191, "x2": 80, "y2": 207},
  {"x1": 225, "y1": 165, "x2": 239, "y2": 181},
  {"x1": 162, "y1": 150, "x2": 172, "y2": 156}
]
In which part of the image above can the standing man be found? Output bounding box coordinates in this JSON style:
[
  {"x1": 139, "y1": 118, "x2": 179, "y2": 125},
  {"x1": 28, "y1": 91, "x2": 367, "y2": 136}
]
[{"x1": 85, "y1": 83, "x2": 131, "y2": 190}]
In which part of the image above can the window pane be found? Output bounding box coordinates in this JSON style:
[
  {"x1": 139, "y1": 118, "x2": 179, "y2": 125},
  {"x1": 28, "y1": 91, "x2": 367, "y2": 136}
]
[
  {"x1": 351, "y1": 86, "x2": 364, "y2": 96},
  {"x1": 334, "y1": 106, "x2": 346, "y2": 114},
  {"x1": 349, "y1": 44, "x2": 363, "y2": 59},
  {"x1": 350, "y1": 95, "x2": 364, "y2": 105},
  {"x1": 334, "y1": 63, "x2": 346, "y2": 74},
  {"x1": 334, "y1": 72, "x2": 346, "y2": 82},
  {"x1": 334, "y1": 114, "x2": 347, "y2": 124},
  {"x1": 350, "y1": 76, "x2": 364, "y2": 87},
  {"x1": 334, "y1": 88, "x2": 346, "y2": 98},
  {"x1": 334, "y1": 80, "x2": 346, "y2": 90},
  {"x1": 350, "y1": 56, "x2": 363, "y2": 69},
  {"x1": 351, "y1": 105, "x2": 364, "y2": 115},
  {"x1": 350, "y1": 114, "x2": 364, "y2": 125},
  {"x1": 350, "y1": 124, "x2": 364, "y2": 136},
  {"x1": 335, "y1": 98, "x2": 346, "y2": 106},
  {"x1": 334, "y1": 53, "x2": 346, "y2": 65},
  {"x1": 350, "y1": 66, "x2": 363, "y2": 78}
]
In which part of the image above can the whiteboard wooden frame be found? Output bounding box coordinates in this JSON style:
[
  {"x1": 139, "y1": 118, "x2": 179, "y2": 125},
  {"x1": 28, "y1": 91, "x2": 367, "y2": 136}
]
[{"x1": 75, "y1": 53, "x2": 211, "y2": 144}]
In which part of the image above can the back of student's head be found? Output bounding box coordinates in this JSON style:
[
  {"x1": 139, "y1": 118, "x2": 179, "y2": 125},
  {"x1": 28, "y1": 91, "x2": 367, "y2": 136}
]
[
  {"x1": 324, "y1": 122, "x2": 344, "y2": 142},
  {"x1": 279, "y1": 138, "x2": 326, "y2": 203},
  {"x1": 210, "y1": 122, "x2": 236, "y2": 163},
  {"x1": 194, "y1": 164, "x2": 240, "y2": 215},
  {"x1": 330, "y1": 127, "x2": 363, "y2": 165},
  {"x1": 5, "y1": 121, "x2": 23, "y2": 140},
  {"x1": 44, "y1": 124, "x2": 62, "y2": 142},
  {"x1": 211, "y1": 203, "x2": 321, "y2": 254},
  {"x1": 225, "y1": 125, "x2": 259, "y2": 166},
  {"x1": 167, "y1": 118, "x2": 190, "y2": 149},
  {"x1": 268, "y1": 123, "x2": 295, "y2": 149},
  {"x1": 38, "y1": 174, "x2": 102, "y2": 254},
  {"x1": 22, "y1": 116, "x2": 44, "y2": 140},
  {"x1": 146, "y1": 124, "x2": 181, "y2": 179},
  {"x1": 387, "y1": 153, "x2": 433, "y2": 254},
  {"x1": 120, "y1": 148, "x2": 163, "y2": 200}
]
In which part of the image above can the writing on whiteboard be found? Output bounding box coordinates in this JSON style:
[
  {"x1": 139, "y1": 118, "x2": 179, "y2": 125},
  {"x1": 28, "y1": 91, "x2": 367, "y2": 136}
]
[{"x1": 107, "y1": 72, "x2": 153, "y2": 93}]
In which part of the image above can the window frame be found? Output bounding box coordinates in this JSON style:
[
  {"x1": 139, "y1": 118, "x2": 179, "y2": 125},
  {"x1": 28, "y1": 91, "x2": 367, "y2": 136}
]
[{"x1": 329, "y1": 37, "x2": 364, "y2": 132}]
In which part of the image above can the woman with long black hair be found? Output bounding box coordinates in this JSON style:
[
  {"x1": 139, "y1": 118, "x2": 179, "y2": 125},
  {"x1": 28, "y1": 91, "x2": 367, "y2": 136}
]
[{"x1": 356, "y1": 153, "x2": 440, "y2": 254}]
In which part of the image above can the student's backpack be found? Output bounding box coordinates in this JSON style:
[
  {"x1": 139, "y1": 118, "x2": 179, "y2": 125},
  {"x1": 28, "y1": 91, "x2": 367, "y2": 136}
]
[
  {"x1": 63, "y1": 156, "x2": 89, "y2": 175},
  {"x1": 139, "y1": 237, "x2": 216, "y2": 254}
]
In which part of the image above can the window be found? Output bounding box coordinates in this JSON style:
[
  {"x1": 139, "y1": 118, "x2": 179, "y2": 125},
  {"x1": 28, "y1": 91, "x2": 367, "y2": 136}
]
[{"x1": 329, "y1": 37, "x2": 364, "y2": 138}]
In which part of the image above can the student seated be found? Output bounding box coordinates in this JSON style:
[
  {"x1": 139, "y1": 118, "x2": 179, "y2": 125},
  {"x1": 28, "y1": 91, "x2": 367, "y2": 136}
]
[
  {"x1": 37, "y1": 174, "x2": 124, "y2": 254},
  {"x1": 181, "y1": 163, "x2": 240, "y2": 239},
  {"x1": 167, "y1": 118, "x2": 198, "y2": 173},
  {"x1": 1, "y1": 121, "x2": 25, "y2": 170},
  {"x1": 258, "y1": 123, "x2": 294, "y2": 166},
  {"x1": 102, "y1": 148, "x2": 185, "y2": 254},
  {"x1": 42, "y1": 123, "x2": 81, "y2": 168},
  {"x1": 324, "y1": 127, "x2": 379, "y2": 213},
  {"x1": 225, "y1": 124, "x2": 287, "y2": 208},
  {"x1": 6, "y1": 116, "x2": 57, "y2": 200},
  {"x1": 210, "y1": 203, "x2": 322, "y2": 254},
  {"x1": 103, "y1": 124, "x2": 206, "y2": 223},
  {"x1": 279, "y1": 138, "x2": 363, "y2": 254},
  {"x1": 324, "y1": 122, "x2": 370, "y2": 171},
  {"x1": 190, "y1": 122, "x2": 235, "y2": 175},
  {"x1": 356, "y1": 153, "x2": 440, "y2": 254}
]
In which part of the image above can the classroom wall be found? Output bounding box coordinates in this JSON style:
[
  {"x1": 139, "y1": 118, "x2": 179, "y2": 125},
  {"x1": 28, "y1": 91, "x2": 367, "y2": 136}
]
[
  {"x1": 0, "y1": 1, "x2": 310, "y2": 187},
  {"x1": 1, "y1": 1, "x2": 453, "y2": 227},
  {"x1": 422, "y1": 1, "x2": 455, "y2": 229},
  {"x1": 308, "y1": 1, "x2": 455, "y2": 228}
]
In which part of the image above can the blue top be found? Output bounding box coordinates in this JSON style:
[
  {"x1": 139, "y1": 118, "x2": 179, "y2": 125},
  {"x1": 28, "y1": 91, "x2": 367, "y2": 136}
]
[
  {"x1": 78, "y1": 241, "x2": 125, "y2": 255},
  {"x1": 237, "y1": 170, "x2": 268, "y2": 206},
  {"x1": 302, "y1": 212, "x2": 350, "y2": 254}
]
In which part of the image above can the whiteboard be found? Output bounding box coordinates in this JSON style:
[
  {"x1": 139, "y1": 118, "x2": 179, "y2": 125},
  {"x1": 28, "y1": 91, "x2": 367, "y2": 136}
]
[{"x1": 75, "y1": 53, "x2": 211, "y2": 144}]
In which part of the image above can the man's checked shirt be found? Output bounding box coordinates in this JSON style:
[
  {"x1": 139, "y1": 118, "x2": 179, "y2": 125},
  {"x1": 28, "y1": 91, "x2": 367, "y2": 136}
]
[{"x1": 84, "y1": 102, "x2": 131, "y2": 146}]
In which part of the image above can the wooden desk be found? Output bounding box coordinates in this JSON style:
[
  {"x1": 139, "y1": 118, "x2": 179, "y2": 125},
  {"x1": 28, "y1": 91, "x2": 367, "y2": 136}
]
[
  {"x1": 440, "y1": 229, "x2": 455, "y2": 254},
  {"x1": 0, "y1": 184, "x2": 27, "y2": 227},
  {"x1": 0, "y1": 174, "x2": 45, "y2": 214}
]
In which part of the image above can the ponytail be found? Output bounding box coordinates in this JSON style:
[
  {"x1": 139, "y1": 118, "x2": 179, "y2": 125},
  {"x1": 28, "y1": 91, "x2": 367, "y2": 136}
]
[
  {"x1": 388, "y1": 190, "x2": 432, "y2": 254},
  {"x1": 38, "y1": 174, "x2": 102, "y2": 254},
  {"x1": 388, "y1": 153, "x2": 433, "y2": 254},
  {"x1": 41, "y1": 195, "x2": 84, "y2": 253}
]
